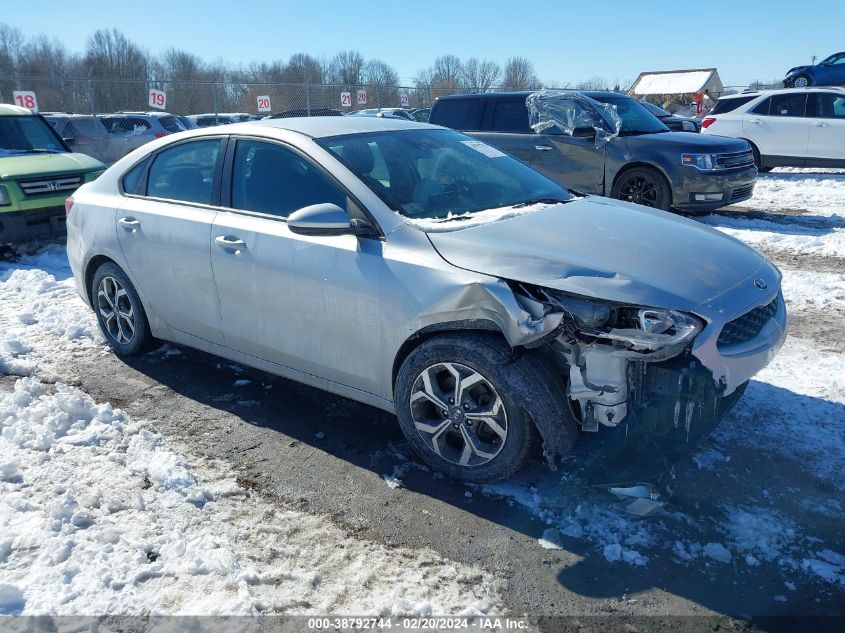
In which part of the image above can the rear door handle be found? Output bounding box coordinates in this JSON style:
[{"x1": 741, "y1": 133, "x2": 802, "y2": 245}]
[
  {"x1": 813, "y1": 121, "x2": 829, "y2": 127},
  {"x1": 215, "y1": 235, "x2": 246, "y2": 251},
  {"x1": 748, "y1": 119, "x2": 762, "y2": 125},
  {"x1": 535, "y1": 145, "x2": 553, "y2": 151},
  {"x1": 118, "y1": 216, "x2": 140, "y2": 229}
]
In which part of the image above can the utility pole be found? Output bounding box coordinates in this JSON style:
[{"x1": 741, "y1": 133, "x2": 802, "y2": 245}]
[{"x1": 812, "y1": 55, "x2": 817, "y2": 64}]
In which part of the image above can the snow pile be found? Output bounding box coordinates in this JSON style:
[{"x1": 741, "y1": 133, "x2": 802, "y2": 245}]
[
  {"x1": 781, "y1": 269, "x2": 845, "y2": 312},
  {"x1": 0, "y1": 378, "x2": 503, "y2": 615},
  {"x1": 734, "y1": 169, "x2": 845, "y2": 217},
  {"x1": 0, "y1": 247, "x2": 102, "y2": 379},
  {"x1": 701, "y1": 215, "x2": 845, "y2": 258}
]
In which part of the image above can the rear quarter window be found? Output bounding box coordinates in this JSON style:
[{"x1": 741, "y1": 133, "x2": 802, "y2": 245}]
[
  {"x1": 430, "y1": 99, "x2": 485, "y2": 131},
  {"x1": 710, "y1": 95, "x2": 757, "y2": 115}
]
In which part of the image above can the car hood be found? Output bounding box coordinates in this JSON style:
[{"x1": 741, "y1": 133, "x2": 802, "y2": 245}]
[
  {"x1": 618, "y1": 131, "x2": 747, "y2": 152},
  {"x1": 0, "y1": 152, "x2": 104, "y2": 179},
  {"x1": 786, "y1": 65, "x2": 812, "y2": 75},
  {"x1": 426, "y1": 197, "x2": 766, "y2": 311}
]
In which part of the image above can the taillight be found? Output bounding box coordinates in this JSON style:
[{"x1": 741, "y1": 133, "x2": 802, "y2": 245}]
[
  {"x1": 154, "y1": 132, "x2": 167, "y2": 138},
  {"x1": 701, "y1": 117, "x2": 716, "y2": 129},
  {"x1": 65, "y1": 195, "x2": 75, "y2": 216}
]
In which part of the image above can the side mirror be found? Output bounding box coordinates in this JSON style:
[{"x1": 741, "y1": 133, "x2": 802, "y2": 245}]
[
  {"x1": 288, "y1": 203, "x2": 376, "y2": 237},
  {"x1": 572, "y1": 126, "x2": 597, "y2": 139}
]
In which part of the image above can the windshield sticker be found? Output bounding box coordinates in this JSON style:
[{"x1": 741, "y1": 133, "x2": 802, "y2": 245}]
[{"x1": 460, "y1": 140, "x2": 507, "y2": 158}]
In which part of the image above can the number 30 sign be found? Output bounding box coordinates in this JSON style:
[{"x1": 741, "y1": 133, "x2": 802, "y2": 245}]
[{"x1": 148, "y1": 89, "x2": 167, "y2": 110}]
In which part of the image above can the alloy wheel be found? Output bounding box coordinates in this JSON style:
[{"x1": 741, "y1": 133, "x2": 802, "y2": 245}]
[
  {"x1": 409, "y1": 362, "x2": 508, "y2": 467},
  {"x1": 792, "y1": 76, "x2": 809, "y2": 88},
  {"x1": 619, "y1": 175, "x2": 658, "y2": 207},
  {"x1": 97, "y1": 276, "x2": 136, "y2": 345}
]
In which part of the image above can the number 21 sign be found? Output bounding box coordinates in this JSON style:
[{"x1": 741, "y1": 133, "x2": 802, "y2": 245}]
[
  {"x1": 148, "y1": 89, "x2": 167, "y2": 110},
  {"x1": 340, "y1": 92, "x2": 352, "y2": 108}
]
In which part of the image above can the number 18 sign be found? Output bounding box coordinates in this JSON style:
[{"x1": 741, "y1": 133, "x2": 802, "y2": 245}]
[
  {"x1": 148, "y1": 89, "x2": 167, "y2": 110},
  {"x1": 13, "y1": 91, "x2": 38, "y2": 112}
]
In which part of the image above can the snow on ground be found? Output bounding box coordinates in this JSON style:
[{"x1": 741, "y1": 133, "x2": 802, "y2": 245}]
[
  {"x1": 700, "y1": 214, "x2": 845, "y2": 258},
  {"x1": 0, "y1": 249, "x2": 503, "y2": 616},
  {"x1": 733, "y1": 168, "x2": 845, "y2": 217},
  {"x1": 780, "y1": 269, "x2": 845, "y2": 312}
]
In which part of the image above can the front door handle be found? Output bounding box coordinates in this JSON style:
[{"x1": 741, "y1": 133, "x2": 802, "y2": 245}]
[
  {"x1": 535, "y1": 145, "x2": 553, "y2": 152},
  {"x1": 118, "y1": 216, "x2": 140, "y2": 230},
  {"x1": 813, "y1": 121, "x2": 829, "y2": 127},
  {"x1": 748, "y1": 119, "x2": 762, "y2": 125},
  {"x1": 215, "y1": 235, "x2": 246, "y2": 251}
]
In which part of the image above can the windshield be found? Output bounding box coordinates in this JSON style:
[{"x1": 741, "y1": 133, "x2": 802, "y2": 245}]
[
  {"x1": 318, "y1": 129, "x2": 571, "y2": 220},
  {"x1": 640, "y1": 101, "x2": 670, "y2": 117},
  {"x1": 590, "y1": 96, "x2": 669, "y2": 135},
  {"x1": 0, "y1": 115, "x2": 66, "y2": 155}
]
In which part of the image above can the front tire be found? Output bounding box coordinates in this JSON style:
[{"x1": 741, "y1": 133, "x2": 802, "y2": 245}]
[
  {"x1": 394, "y1": 334, "x2": 575, "y2": 482},
  {"x1": 91, "y1": 262, "x2": 152, "y2": 356},
  {"x1": 749, "y1": 142, "x2": 773, "y2": 173},
  {"x1": 792, "y1": 74, "x2": 811, "y2": 88},
  {"x1": 611, "y1": 166, "x2": 672, "y2": 211}
]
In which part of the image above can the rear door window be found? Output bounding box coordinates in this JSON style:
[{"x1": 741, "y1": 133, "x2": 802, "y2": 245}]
[
  {"x1": 768, "y1": 93, "x2": 807, "y2": 117},
  {"x1": 146, "y1": 139, "x2": 222, "y2": 204},
  {"x1": 491, "y1": 100, "x2": 532, "y2": 133},
  {"x1": 431, "y1": 99, "x2": 485, "y2": 131}
]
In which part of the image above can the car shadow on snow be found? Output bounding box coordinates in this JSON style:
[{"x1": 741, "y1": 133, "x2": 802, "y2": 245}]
[{"x1": 96, "y1": 342, "x2": 845, "y2": 623}]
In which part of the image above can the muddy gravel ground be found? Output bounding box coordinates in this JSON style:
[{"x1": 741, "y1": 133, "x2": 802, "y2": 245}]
[{"x1": 2, "y1": 168, "x2": 844, "y2": 631}]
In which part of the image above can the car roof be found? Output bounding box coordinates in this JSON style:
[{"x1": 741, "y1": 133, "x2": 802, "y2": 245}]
[
  {"x1": 191, "y1": 116, "x2": 436, "y2": 139},
  {"x1": 434, "y1": 90, "x2": 628, "y2": 101},
  {"x1": 0, "y1": 104, "x2": 34, "y2": 116},
  {"x1": 719, "y1": 86, "x2": 845, "y2": 99}
]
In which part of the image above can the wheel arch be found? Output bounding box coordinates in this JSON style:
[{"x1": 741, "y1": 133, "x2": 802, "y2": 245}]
[
  {"x1": 391, "y1": 320, "x2": 510, "y2": 394},
  {"x1": 84, "y1": 254, "x2": 119, "y2": 307},
  {"x1": 610, "y1": 161, "x2": 674, "y2": 204}
]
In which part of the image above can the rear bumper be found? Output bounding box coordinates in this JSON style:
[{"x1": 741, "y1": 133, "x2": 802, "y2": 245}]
[{"x1": 673, "y1": 165, "x2": 758, "y2": 211}]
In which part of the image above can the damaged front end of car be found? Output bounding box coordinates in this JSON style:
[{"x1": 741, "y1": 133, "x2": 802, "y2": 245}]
[{"x1": 510, "y1": 282, "x2": 748, "y2": 482}]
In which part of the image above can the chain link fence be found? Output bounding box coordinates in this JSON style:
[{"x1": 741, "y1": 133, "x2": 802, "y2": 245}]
[{"x1": 0, "y1": 76, "x2": 468, "y2": 116}]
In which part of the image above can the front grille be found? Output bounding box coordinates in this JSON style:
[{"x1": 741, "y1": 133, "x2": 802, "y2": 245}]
[
  {"x1": 717, "y1": 296, "x2": 778, "y2": 348},
  {"x1": 731, "y1": 184, "x2": 755, "y2": 201},
  {"x1": 716, "y1": 150, "x2": 755, "y2": 170},
  {"x1": 18, "y1": 174, "x2": 82, "y2": 197}
]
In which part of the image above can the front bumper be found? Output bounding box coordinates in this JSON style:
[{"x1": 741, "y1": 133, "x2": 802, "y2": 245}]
[{"x1": 673, "y1": 165, "x2": 757, "y2": 211}]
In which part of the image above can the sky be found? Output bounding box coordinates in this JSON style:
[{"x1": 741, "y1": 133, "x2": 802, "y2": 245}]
[{"x1": 5, "y1": 0, "x2": 844, "y2": 87}]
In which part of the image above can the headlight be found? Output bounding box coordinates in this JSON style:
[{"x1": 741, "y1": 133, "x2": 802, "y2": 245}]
[
  {"x1": 547, "y1": 292, "x2": 702, "y2": 350},
  {"x1": 682, "y1": 120, "x2": 697, "y2": 132},
  {"x1": 0, "y1": 185, "x2": 10, "y2": 206},
  {"x1": 682, "y1": 153, "x2": 718, "y2": 170}
]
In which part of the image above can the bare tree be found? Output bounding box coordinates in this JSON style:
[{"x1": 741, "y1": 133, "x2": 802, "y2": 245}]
[
  {"x1": 575, "y1": 76, "x2": 609, "y2": 90},
  {"x1": 0, "y1": 23, "x2": 24, "y2": 76},
  {"x1": 459, "y1": 58, "x2": 501, "y2": 93},
  {"x1": 413, "y1": 66, "x2": 436, "y2": 106},
  {"x1": 502, "y1": 57, "x2": 538, "y2": 91},
  {"x1": 432, "y1": 55, "x2": 462, "y2": 86},
  {"x1": 285, "y1": 53, "x2": 324, "y2": 84},
  {"x1": 328, "y1": 50, "x2": 365, "y2": 86},
  {"x1": 83, "y1": 29, "x2": 148, "y2": 79}
]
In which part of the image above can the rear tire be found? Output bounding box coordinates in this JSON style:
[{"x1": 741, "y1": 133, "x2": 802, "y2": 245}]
[
  {"x1": 611, "y1": 166, "x2": 672, "y2": 211},
  {"x1": 395, "y1": 334, "x2": 566, "y2": 482},
  {"x1": 91, "y1": 262, "x2": 152, "y2": 356}
]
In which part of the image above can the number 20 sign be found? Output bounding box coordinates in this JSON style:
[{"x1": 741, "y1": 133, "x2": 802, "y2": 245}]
[
  {"x1": 256, "y1": 95, "x2": 271, "y2": 112},
  {"x1": 13, "y1": 91, "x2": 38, "y2": 112},
  {"x1": 148, "y1": 89, "x2": 167, "y2": 110}
]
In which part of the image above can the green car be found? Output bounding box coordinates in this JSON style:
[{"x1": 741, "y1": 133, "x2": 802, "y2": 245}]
[{"x1": 1, "y1": 104, "x2": 105, "y2": 243}]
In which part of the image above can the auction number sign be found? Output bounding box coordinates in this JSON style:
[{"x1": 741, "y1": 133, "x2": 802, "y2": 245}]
[
  {"x1": 340, "y1": 91, "x2": 352, "y2": 107},
  {"x1": 356, "y1": 89, "x2": 367, "y2": 105},
  {"x1": 13, "y1": 90, "x2": 38, "y2": 112},
  {"x1": 257, "y1": 95, "x2": 272, "y2": 112},
  {"x1": 400, "y1": 93, "x2": 409, "y2": 107},
  {"x1": 148, "y1": 89, "x2": 167, "y2": 110}
]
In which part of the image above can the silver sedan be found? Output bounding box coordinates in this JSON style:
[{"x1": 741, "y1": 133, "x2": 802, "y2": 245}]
[{"x1": 66, "y1": 117, "x2": 787, "y2": 482}]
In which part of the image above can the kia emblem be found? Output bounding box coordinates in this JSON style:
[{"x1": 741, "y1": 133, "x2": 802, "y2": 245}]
[{"x1": 754, "y1": 278, "x2": 768, "y2": 290}]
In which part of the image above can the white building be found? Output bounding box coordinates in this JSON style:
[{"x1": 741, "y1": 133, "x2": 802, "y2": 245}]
[{"x1": 629, "y1": 68, "x2": 724, "y2": 116}]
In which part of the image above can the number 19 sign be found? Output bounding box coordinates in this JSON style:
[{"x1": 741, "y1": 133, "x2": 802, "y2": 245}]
[
  {"x1": 148, "y1": 89, "x2": 167, "y2": 110},
  {"x1": 13, "y1": 91, "x2": 39, "y2": 112}
]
